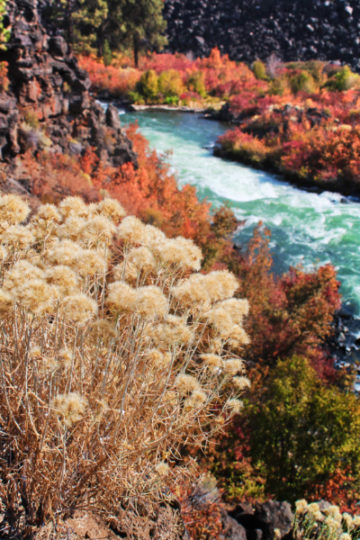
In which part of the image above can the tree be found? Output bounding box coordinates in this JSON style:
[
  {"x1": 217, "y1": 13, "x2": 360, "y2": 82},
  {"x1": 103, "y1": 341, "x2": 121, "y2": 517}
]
[
  {"x1": 109, "y1": 0, "x2": 167, "y2": 66},
  {"x1": 247, "y1": 356, "x2": 360, "y2": 502}
]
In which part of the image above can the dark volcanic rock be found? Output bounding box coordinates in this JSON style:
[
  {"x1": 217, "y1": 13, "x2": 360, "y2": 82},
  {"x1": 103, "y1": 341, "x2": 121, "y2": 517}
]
[
  {"x1": 164, "y1": 0, "x2": 360, "y2": 71},
  {"x1": 0, "y1": 0, "x2": 136, "y2": 168}
]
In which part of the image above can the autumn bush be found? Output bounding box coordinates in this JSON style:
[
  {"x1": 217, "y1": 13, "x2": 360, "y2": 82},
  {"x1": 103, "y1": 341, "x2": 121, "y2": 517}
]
[{"x1": 0, "y1": 193, "x2": 251, "y2": 537}]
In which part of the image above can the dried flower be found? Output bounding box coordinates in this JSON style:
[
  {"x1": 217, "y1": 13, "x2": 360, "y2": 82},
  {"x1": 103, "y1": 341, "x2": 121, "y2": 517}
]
[
  {"x1": 57, "y1": 216, "x2": 87, "y2": 241},
  {"x1": 106, "y1": 281, "x2": 136, "y2": 313},
  {"x1": 94, "y1": 198, "x2": 126, "y2": 223},
  {"x1": 1, "y1": 225, "x2": 34, "y2": 249},
  {"x1": 339, "y1": 534, "x2": 351, "y2": 540},
  {"x1": 0, "y1": 288, "x2": 13, "y2": 313},
  {"x1": 75, "y1": 249, "x2": 108, "y2": 278},
  {"x1": 35, "y1": 203, "x2": 61, "y2": 223},
  {"x1": 216, "y1": 298, "x2": 250, "y2": 324},
  {"x1": 127, "y1": 246, "x2": 156, "y2": 274},
  {"x1": 45, "y1": 265, "x2": 79, "y2": 295},
  {"x1": 15, "y1": 279, "x2": 59, "y2": 315},
  {"x1": 223, "y1": 359, "x2": 245, "y2": 376},
  {"x1": 0, "y1": 194, "x2": 30, "y2": 224},
  {"x1": 200, "y1": 353, "x2": 223, "y2": 370},
  {"x1": 46, "y1": 240, "x2": 83, "y2": 267},
  {"x1": 144, "y1": 349, "x2": 172, "y2": 369},
  {"x1": 59, "y1": 196, "x2": 89, "y2": 218},
  {"x1": 175, "y1": 373, "x2": 200, "y2": 396},
  {"x1": 225, "y1": 398, "x2": 244, "y2": 414},
  {"x1": 61, "y1": 293, "x2": 97, "y2": 324},
  {"x1": 79, "y1": 215, "x2": 116, "y2": 246},
  {"x1": 155, "y1": 461, "x2": 170, "y2": 476},
  {"x1": 151, "y1": 315, "x2": 193, "y2": 348},
  {"x1": 184, "y1": 388, "x2": 207, "y2": 409},
  {"x1": 53, "y1": 392, "x2": 88, "y2": 428},
  {"x1": 58, "y1": 348, "x2": 72, "y2": 369},
  {"x1": 117, "y1": 215, "x2": 146, "y2": 244},
  {"x1": 0, "y1": 245, "x2": 7, "y2": 261},
  {"x1": 134, "y1": 286, "x2": 168, "y2": 320},
  {"x1": 295, "y1": 499, "x2": 308, "y2": 514},
  {"x1": 152, "y1": 237, "x2": 202, "y2": 271},
  {"x1": 3, "y1": 260, "x2": 45, "y2": 290},
  {"x1": 232, "y1": 376, "x2": 251, "y2": 391},
  {"x1": 171, "y1": 274, "x2": 211, "y2": 312},
  {"x1": 203, "y1": 270, "x2": 239, "y2": 302}
]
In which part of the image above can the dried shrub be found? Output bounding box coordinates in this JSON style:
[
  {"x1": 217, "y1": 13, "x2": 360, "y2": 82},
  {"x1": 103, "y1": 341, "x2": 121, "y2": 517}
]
[{"x1": 0, "y1": 194, "x2": 250, "y2": 537}]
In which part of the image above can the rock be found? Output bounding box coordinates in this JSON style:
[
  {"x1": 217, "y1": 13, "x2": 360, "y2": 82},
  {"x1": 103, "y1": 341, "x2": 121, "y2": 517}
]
[
  {"x1": 164, "y1": 0, "x2": 360, "y2": 72},
  {"x1": 254, "y1": 501, "x2": 293, "y2": 539},
  {"x1": 230, "y1": 501, "x2": 293, "y2": 540},
  {"x1": 0, "y1": 0, "x2": 137, "y2": 169},
  {"x1": 221, "y1": 514, "x2": 247, "y2": 540}
]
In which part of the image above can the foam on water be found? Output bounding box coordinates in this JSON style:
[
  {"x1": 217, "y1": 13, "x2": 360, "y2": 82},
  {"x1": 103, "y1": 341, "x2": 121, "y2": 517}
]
[{"x1": 121, "y1": 109, "x2": 360, "y2": 315}]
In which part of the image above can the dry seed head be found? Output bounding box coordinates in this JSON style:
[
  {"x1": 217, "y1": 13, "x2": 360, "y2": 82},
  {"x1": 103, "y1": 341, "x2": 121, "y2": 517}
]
[
  {"x1": 217, "y1": 298, "x2": 250, "y2": 324},
  {"x1": 175, "y1": 373, "x2": 200, "y2": 396},
  {"x1": 307, "y1": 502, "x2": 320, "y2": 514},
  {"x1": 184, "y1": 388, "x2": 207, "y2": 409},
  {"x1": 352, "y1": 516, "x2": 360, "y2": 527},
  {"x1": 324, "y1": 505, "x2": 342, "y2": 522},
  {"x1": 53, "y1": 392, "x2": 88, "y2": 428},
  {"x1": 232, "y1": 376, "x2": 251, "y2": 391},
  {"x1": 35, "y1": 203, "x2": 62, "y2": 223},
  {"x1": 45, "y1": 265, "x2": 79, "y2": 295},
  {"x1": 61, "y1": 293, "x2": 98, "y2": 324},
  {"x1": 143, "y1": 223, "x2": 166, "y2": 247},
  {"x1": 203, "y1": 270, "x2": 239, "y2": 303},
  {"x1": 0, "y1": 288, "x2": 14, "y2": 313},
  {"x1": 339, "y1": 534, "x2": 351, "y2": 540},
  {"x1": 342, "y1": 513, "x2": 353, "y2": 529},
  {"x1": 57, "y1": 216, "x2": 87, "y2": 241},
  {"x1": 94, "y1": 198, "x2": 126, "y2": 223},
  {"x1": 0, "y1": 244, "x2": 7, "y2": 261},
  {"x1": 151, "y1": 315, "x2": 193, "y2": 348},
  {"x1": 313, "y1": 511, "x2": 325, "y2": 522},
  {"x1": 127, "y1": 246, "x2": 156, "y2": 274},
  {"x1": 58, "y1": 348, "x2": 72, "y2": 369},
  {"x1": 324, "y1": 516, "x2": 341, "y2": 531},
  {"x1": 228, "y1": 325, "x2": 251, "y2": 347},
  {"x1": 223, "y1": 359, "x2": 245, "y2": 376},
  {"x1": 112, "y1": 261, "x2": 138, "y2": 283},
  {"x1": 14, "y1": 279, "x2": 59, "y2": 315},
  {"x1": 225, "y1": 398, "x2": 244, "y2": 415},
  {"x1": 46, "y1": 239, "x2": 84, "y2": 267},
  {"x1": 134, "y1": 286, "x2": 169, "y2": 320},
  {"x1": 117, "y1": 215, "x2": 146, "y2": 244},
  {"x1": 144, "y1": 348, "x2": 172, "y2": 369},
  {"x1": 79, "y1": 215, "x2": 116, "y2": 246},
  {"x1": 30, "y1": 345, "x2": 42, "y2": 360},
  {"x1": 204, "y1": 306, "x2": 233, "y2": 336},
  {"x1": 200, "y1": 353, "x2": 223, "y2": 369},
  {"x1": 75, "y1": 249, "x2": 108, "y2": 278},
  {"x1": 3, "y1": 260, "x2": 45, "y2": 290},
  {"x1": 106, "y1": 281, "x2": 136, "y2": 313},
  {"x1": 59, "y1": 196, "x2": 89, "y2": 218},
  {"x1": 89, "y1": 319, "x2": 117, "y2": 341},
  {"x1": 155, "y1": 461, "x2": 170, "y2": 476},
  {"x1": 152, "y1": 237, "x2": 202, "y2": 271},
  {"x1": 171, "y1": 274, "x2": 211, "y2": 312},
  {"x1": 295, "y1": 499, "x2": 308, "y2": 514},
  {"x1": 1, "y1": 225, "x2": 34, "y2": 249},
  {"x1": 0, "y1": 194, "x2": 30, "y2": 224}
]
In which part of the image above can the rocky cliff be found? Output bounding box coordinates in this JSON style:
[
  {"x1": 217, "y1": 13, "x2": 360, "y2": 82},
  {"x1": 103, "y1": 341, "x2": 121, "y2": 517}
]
[
  {"x1": 164, "y1": 0, "x2": 360, "y2": 71},
  {"x1": 0, "y1": 0, "x2": 136, "y2": 167}
]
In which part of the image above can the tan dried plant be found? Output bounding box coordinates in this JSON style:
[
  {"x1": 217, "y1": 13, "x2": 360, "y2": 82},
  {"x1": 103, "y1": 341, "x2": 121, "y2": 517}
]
[{"x1": 0, "y1": 195, "x2": 250, "y2": 537}]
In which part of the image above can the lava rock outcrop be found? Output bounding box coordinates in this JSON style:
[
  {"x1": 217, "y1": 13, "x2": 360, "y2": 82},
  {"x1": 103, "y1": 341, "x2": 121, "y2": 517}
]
[
  {"x1": 0, "y1": 0, "x2": 136, "y2": 167},
  {"x1": 164, "y1": 0, "x2": 360, "y2": 71}
]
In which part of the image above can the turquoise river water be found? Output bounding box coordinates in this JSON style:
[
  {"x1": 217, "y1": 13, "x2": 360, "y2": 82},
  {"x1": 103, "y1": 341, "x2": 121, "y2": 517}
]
[{"x1": 120, "y1": 109, "x2": 360, "y2": 319}]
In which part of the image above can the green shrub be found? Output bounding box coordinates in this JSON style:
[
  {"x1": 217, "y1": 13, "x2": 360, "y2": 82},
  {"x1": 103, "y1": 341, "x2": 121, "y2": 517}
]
[
  {"x1": 247, "y1": 356, "x2": 360, "y2": 502},
  {"x1": 103, "y1": 39, "x2": 112, "y2": 67},
  {"x1": 158, "y1": 69, "x2": 184, "y2": 98},
  {"x1": 136, "y1": 69, "x2": 159, "y2": 101},
  {"x1": 290, "y1": 70, "x2": 316, "y2": 94},
  {"x1": 325, "y1": 65, "x2": 360, "y2": 91},
  {"x1": 187, "y1": 71, "x2": 207, "y2": 97},
  {"x1": 252, "y1": 60, "x2": 268, "y2": 81}
]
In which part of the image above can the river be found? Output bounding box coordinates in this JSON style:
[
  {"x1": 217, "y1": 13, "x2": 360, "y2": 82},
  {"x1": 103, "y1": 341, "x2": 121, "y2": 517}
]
[{"x1": 120, "y1": 109, "x2": 360, "y2": 327}]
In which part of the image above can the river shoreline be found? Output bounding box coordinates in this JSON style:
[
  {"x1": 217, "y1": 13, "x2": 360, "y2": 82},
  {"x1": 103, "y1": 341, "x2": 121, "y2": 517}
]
[{"x1": 99, "y1": 94, "x2": 360, "y2": 200}]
